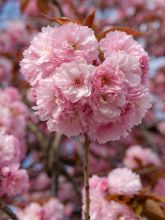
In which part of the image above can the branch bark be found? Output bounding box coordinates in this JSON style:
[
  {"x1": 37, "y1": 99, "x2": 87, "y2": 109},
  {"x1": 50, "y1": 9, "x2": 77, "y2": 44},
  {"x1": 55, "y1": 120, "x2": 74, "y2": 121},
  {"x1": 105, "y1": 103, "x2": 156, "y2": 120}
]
[
  {"x1": 0, "y1": 200, "x2": 19, "y2": 220},
  {"x1": 60, "y1": 166, "x2": 81, "y2": 200},
  {"x1": 48, "y1": 133, "x2": 62, "y2": 196},
  {"x1": 52, "y1": 0, "x2": 64, "y2": 16},
  {"x1": 84, "y1": 134, "x2": 90, "y2": 220}
]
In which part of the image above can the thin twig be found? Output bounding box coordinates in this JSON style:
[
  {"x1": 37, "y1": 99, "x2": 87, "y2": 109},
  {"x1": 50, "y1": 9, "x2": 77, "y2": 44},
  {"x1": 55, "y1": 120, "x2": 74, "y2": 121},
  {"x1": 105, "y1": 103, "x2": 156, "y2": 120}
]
[
  {"x1": 84, "y1": 134, "x2": 90, "y2": 220},
  {"x1": 140, "y1": 122, "x2": 158, "y2": 152},
  {"x1": 27, "y1": 122, "x2": 47, "y2": 150},
  {"x1": 48, "y1": 133, "x2": 62, "y2": 196},
  {"x1": 136, "y1": 165, "x2": 165, "y2": 175},
  {"x1": 51, "y1": 0, "x2": 64, "y2": 16},
  {"x1": 60, "y1": 166, "x2": 81, "y2": 200},
  {"x1": 0, "y1": 200, "x2": 19, "y2": 220}
]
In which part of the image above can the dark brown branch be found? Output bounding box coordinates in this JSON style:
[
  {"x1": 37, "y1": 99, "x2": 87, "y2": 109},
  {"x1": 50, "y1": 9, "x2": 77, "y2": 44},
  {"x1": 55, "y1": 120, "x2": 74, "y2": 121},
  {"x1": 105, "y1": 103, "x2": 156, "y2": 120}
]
[
  {"x1": 48, "y1": 133, "x2": 62, "y2": 196},
  {"x1": 84, "y1": 134, "x2": 90, "y2": 220},
  {"x1": 136, "y1": 165, "x2": 165, "y2": 175},
  {"x1": 0, "y1": 200, "x2": 19, "y2": 220},
  {"x1": 51, "y1": 0, "x2": 64, "y2": 16},
  {"x1": 60, "y1": 166, "x2": 81, "y2": 200},
  {"x1": 27, "y1": 122, "x2": 47, "y2": 150}
]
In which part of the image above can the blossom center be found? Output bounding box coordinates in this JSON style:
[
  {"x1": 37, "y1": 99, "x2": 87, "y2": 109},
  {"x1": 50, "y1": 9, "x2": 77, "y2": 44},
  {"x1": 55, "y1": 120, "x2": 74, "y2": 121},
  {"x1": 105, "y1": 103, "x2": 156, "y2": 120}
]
[
  {"x1": 101, "y1": 75, "x2": 110, "y2": 85},
  {"x1": 101, "y1": 95, "x2": 107, "y2": 102},
  {"x1": 74, "y1": 78, "x2": 82, "y2": 87},
  {"x1": 71, "y1": 42, "x2": 78, "y2": 50}
]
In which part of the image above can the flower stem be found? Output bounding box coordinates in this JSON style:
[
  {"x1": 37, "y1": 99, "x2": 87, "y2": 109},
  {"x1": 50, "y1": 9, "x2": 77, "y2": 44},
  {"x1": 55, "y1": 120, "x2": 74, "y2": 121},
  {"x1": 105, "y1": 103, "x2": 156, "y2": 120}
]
[{"x1": 84, "y1": 134, "x2": 90, "y2": 220}]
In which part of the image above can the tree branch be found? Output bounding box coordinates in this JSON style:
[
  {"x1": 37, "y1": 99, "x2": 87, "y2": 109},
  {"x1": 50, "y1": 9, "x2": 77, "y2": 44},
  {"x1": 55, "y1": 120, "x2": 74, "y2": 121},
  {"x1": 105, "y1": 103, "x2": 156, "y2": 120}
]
[
  {"x1": 60, "y1": 166, "x2": 81, "y2": 200},
  {"x1": 84, "y1": 134, "x2": 90, "y2": 220},
  {"x1": 0, "y1": 200, "x2": 19, "y2": 220},
  {"x1": 48, "y1": 133, "x2": 62, "y2": 196},
  {"x1": 51, "y1": 0, "x2": 64, "y2": 16}
]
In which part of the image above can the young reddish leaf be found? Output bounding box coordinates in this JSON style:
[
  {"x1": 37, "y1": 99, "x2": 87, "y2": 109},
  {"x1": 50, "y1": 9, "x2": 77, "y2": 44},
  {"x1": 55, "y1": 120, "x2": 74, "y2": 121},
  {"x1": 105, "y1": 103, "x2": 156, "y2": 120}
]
[
  {"x1": 54, "y1": 17, "x2": 82, "y2": 25},
  {"x1": 144, "y1": 14, "x2": 162, "y2": 22},
  {"x1": 20, "y1": 0, "x2": 29, "y2": 13},
  {"x1": 84, "y1": 11, "x2": 95, "y2": 28},
  {"x1": 134, "y1": 204, "x2": 143, "y2": 217},
  {"x1": 98, "y1": 26, "x2": 141, "y2": 40},
  {"x1": 147, "y1": 193, "x2": 165, "y2": 203},
  {"x1": 105, "y1": 194, "x2": 119, "y2": 202},
  {"x1": 105, "y1": 194, "x2": 131, "y2": 203},
  {"x1": 40, "y1": 14, "x2": 70, "y2": 24},
  {"x1": 53, "y1": 17, "x2": 73, "y2": 25},
  {"x1": 138, "y1": 190, "x2": 165, "y2": 203},
  {"x1": 134, "y1": 157, "x2": 144, "y2": 168},
  {"x1": 150, "y1": 168, "x2": 165, "y2": 183},
  {"x1": 37, "y1": 0, "x2": 49, "y2": 14},
  {"x1": 143, "y1": 199, "x2": 165, "y2": 220},
  {"x1": 41, "y1": 14, "x2": 82, "y2": 25},
  {"x1": 0, "y1": 52, "x2": 13, "y2": 60}
]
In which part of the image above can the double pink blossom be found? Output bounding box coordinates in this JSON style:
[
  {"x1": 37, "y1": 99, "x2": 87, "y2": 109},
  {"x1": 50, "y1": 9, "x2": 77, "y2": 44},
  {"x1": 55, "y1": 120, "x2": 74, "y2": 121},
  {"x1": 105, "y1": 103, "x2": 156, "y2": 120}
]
[
  {"x1": 0, "y1": 87, "x2": 30, "y2": 157},
  {"x1": 21, "y1": 22, "x2": 151, "y2": 143},
  {"x1": 124, "y1": 145, "x2": 162, "y2": 169},
  {"x1": 0, "y1": 132, "x2": 21, "y2": 167},
  {"x1": 83, "y1": 168, "x2": 141, "y2": 219},
  {"x1": 17, "y1": 198, "x2": 64, "y2": 220},
  {"x1": 108, "y1": 167, "x2": 142, "y2": 196},
  {"x1": 21, "y1": 23, "x2": 98, "y2": 86},
  {"x1": 0, "y1": 132, "x2": 29, "y2": 196}
]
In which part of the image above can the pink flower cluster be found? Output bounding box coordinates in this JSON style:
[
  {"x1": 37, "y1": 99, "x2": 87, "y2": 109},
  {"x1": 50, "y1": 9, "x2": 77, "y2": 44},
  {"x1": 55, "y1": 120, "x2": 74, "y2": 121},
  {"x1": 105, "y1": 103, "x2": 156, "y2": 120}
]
[
  {"x1": 0, "y1": 132, "x2": 29, "y2": 196},
  {"x1": 17, "y1": 198, "x2": 64, "y2": 220},
  {"x1": 0, "y1": 87, "x2": 30, "y2": 157},
  {"x1": 82, "y1": 168, "x2": 142, "y2": 220},
  {"x1": 108, "y1": 167, "x2": 142, "y2": 196},
  {"x1": 0, "y1": 20, "x2": 35, "y2": 55},
  {"x1": 124, "y1": 145, "x2": 162, "y2": 169},
  {"x1": 21, "y1": 23, "x2": 151, "y2": 143},
  {"x1": 0, "y1": 88, "x2": 29, "y2": 196}
]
